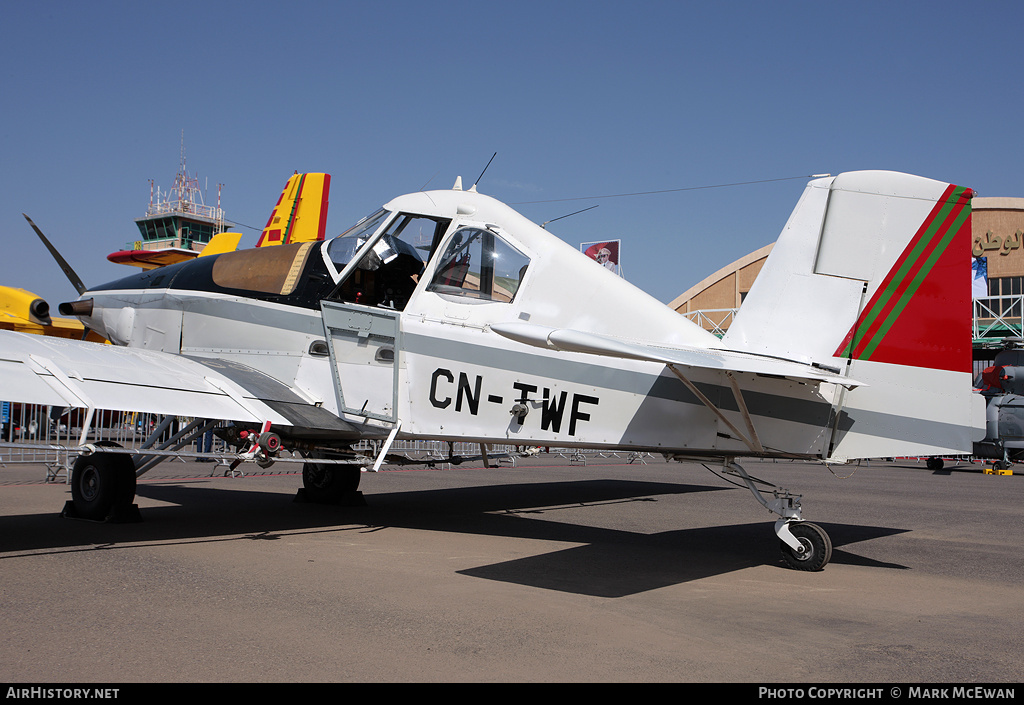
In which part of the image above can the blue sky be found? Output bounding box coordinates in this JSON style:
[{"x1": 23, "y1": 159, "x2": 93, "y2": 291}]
[{"x1": 3, "y1": 0, "x2": 1022, "y2": 311}]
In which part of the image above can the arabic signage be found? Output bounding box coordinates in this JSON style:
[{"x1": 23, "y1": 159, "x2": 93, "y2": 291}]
[{"x1": 973, "y1": 230, "x2": 1024, "y2": 257}]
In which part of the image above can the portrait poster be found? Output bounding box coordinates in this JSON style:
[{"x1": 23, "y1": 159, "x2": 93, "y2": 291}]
[{"x1": 581, "y1": 240, "x2": 621, "y2": 275}]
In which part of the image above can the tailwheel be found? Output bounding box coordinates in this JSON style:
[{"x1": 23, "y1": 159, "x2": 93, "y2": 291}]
[
  {"x1": 779, "y1": 521, "x2": 832, "y2": 571},
  {"x1": 299, "y1": 462, "x2": 364, "y2": 505},
  {"x1": 67, "y1": 445, "x2": 139, "y2": 522}
]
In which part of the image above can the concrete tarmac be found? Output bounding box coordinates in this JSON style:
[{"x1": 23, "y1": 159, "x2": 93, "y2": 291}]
[{"x1": 0, "y1": 453, "x2": 1021, "y2": 683}]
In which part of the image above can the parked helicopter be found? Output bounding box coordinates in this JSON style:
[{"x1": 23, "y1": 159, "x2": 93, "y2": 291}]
[{"x1": 973, "y1": 337, "x2": 1024, "y2": 469}]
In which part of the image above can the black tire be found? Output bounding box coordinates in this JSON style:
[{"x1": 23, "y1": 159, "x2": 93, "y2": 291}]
[
  {"x1": 926, "y1": 457, "x2": 944, "y2": 471},
  {"x1": 71, "y1": 451, "x2": 137, "y2": 521},
  {"x1": 779, "y1": 521, "x2": 832, "y2": 571},
  {"x1": 258, "y1": 432, "x2": 282, "y2": 454},
  {"x1": 301, "y1": 462, "x2": 361, "y2": 503}
]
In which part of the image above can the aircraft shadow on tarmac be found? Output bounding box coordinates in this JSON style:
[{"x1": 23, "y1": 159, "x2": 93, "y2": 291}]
[
  {"x1": 458, "y1": 523, "x2": 908, "y2": 597},
  {"x1": 0, "y1": 478, "x2": 909, "y2": 596}
]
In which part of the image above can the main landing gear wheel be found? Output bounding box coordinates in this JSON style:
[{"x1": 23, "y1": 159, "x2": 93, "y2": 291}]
[
  {"x1": 299, "y1": 462, "x2": 364, "y2": 505},
  {"x1": 67, "y1": 445, "x2": 139, "y2": 522},
  {"x1": 779, "y1": 521, "x2": 832, "y2": 571}
]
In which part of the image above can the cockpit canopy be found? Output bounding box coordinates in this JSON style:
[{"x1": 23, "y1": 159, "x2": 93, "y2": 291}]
[
  {"x1": 325, "y1": 208, "x2": 530, "y2": 309},
  {"x1": 89, "y1": 201, "x2": 532, "y2": 313}
]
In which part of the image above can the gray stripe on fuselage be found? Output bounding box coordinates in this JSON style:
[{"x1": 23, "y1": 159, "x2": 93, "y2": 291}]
[
  {"x1": 401, "y1": 330, "x2": 834, "y2": 428},
  {"x1": 89, "y1": 289, "x2": 325, "y2": 337},
  {"x1": 401, "y1": 331, "x2": 979, "y2": 445}
]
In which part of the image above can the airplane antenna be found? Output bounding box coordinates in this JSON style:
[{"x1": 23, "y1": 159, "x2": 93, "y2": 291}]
[
  {"x1": 541, "y1": 204, "x2": 599, "y2": 229},
  {"x1": 471, "y1": 152, "x2": 497, "y2": 192},
  {"x1": 418, "y1": 170, "x2": 440, "y2": 191}
]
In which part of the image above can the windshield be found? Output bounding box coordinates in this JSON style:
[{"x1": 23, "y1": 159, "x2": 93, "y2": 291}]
[
  {"x1": 326, "y1": 209, "x2": 390, "y2": 271},
  {"x1": 323, "y1": 210, "x2": 452, "y2": 310}
]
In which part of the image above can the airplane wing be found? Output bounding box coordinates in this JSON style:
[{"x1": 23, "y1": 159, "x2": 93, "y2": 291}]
[
  {"x1": 106, "y1": 247, "x2": 199, "y2": 270},
  {"x1": 0, "y1": 330, "x2": 356, "y2": 434},
  {"x1": 489, "y1": 322, "x2": 863, "y2": 388}
]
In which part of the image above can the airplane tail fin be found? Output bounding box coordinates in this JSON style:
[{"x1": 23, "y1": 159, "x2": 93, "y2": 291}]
[
  {"x1": 723, "y1": 171, "x2": 984, "y2": 460},
  {"x1": 198, "y1": 231, "x2": 243, "y2": 257},
  {"x1": 256, "y1": 172, "x2": 331, "y2": 247}
]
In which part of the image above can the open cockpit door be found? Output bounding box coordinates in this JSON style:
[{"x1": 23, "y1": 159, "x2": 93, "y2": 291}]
[
  {"x1": 317, "y1": 209, "x2": 453, "y2": 426},
  {"x1": 322, "y1": 301, "x2": 400, "y2": 425}
]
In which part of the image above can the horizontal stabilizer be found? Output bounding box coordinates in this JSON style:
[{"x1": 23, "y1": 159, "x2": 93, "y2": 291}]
[
  {"x1": 199, "y1": 231, "x2": 243, "y2": 257},
  {"x1": 490, "y1": 322, "x2": 863, "y2": 388}
]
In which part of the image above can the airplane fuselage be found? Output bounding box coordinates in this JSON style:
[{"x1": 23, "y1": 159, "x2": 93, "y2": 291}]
[
  {"x1": 70, "y1": 189, "x2": 840, "y2": 458},
  {"x1": 18, "y1": 172, "x2": 988, "y2": 570}
]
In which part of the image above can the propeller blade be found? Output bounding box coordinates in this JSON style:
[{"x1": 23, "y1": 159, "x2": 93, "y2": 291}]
[{"x1": 23, "y1": 214, "x2": 87, "y2": 296}]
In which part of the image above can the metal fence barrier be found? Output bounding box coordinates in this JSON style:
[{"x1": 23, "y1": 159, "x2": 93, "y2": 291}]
[
  {"x1": 1, "y1": 403, "x2": 657, "y2": 483},
  {"x1": 0, "y1": 405, "x2": 229, "y2": 481}
]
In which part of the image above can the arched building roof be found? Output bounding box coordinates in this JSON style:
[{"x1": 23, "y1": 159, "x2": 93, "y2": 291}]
[
  {"x1": 668, "y1": 242, "x2": 773, "y2": 315},
  {"x1": 670, "y1": 197, "x2": 1024, "y2": 337}
]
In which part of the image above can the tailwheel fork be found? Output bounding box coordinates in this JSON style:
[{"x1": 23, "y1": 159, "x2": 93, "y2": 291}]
[
  {"x1": 778, "y1": 520, "x2": 832, "y2": 571},
  {"x1": 725, "y1": 460, "x2": 833, "y2": 571}
]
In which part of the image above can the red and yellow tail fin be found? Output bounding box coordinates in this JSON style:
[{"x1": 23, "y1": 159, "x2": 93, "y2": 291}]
[{"x1": 256, "y1": 172, "x2": 331, "y2": 247}]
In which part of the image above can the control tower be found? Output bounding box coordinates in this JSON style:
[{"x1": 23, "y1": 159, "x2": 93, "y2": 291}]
[{"x1": 109, "y1": 137, "x2": 233, "y2": 269}]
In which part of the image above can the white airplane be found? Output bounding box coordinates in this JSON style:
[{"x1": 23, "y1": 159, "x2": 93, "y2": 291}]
[{"x1": 3, "y1": 170, "x2": 984, "y2": 570}]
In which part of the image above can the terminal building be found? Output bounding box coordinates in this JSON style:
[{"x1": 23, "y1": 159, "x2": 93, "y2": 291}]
[{"x1": 668, "y1": 197, "x2": 1024, "y2": 374}]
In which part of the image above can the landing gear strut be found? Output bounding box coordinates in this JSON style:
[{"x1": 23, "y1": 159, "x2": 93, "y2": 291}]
[{"x1": 725, "y1": 460, "x2": 833, "y2": 571}]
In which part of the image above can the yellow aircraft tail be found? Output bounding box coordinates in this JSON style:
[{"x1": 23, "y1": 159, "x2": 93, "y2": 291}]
[
  {"x1": 198, "y1": 231, "x2": 244, "y2": 257},
  {"x1": 256, "y1": 172, "x2": 331, "y2": 247}
]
